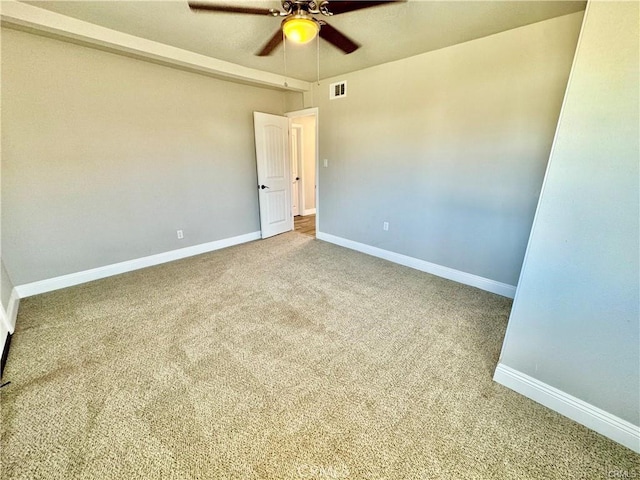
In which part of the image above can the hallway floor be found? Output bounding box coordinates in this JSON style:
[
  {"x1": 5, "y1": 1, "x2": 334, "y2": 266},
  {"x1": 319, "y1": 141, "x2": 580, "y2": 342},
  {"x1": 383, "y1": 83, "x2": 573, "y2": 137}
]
[{"x1": 294, "y1": 214, "x2": 315, "y2": 237}]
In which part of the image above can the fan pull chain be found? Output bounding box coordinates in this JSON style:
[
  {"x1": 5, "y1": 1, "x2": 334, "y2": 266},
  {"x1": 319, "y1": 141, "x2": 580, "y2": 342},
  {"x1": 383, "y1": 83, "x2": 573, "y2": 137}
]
[
  {"x1": 316, "y1": 32, "x2": 320, "y2": 85},
  {"x1": 283, "y1": 30, "x2": 288, "y2": 88}
]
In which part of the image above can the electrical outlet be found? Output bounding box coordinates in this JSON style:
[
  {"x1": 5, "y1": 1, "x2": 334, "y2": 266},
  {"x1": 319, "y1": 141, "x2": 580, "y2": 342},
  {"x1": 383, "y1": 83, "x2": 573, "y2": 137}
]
[
  {"x1": 323, "y1": 159, "x2": 328, "y2": 168},
  {"x1": 177, "y1": 230, "x2": 184, "y2": 239},
  {"x1": 383, "y1": 222, "x2": 389, "y2": 231}
]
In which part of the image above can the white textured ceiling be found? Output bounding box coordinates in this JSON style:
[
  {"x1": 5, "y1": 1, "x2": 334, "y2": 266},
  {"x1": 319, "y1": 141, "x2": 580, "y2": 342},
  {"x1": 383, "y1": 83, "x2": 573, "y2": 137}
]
[{"x1": 24, "y1": 1, "x2": 586, "y2": 81}]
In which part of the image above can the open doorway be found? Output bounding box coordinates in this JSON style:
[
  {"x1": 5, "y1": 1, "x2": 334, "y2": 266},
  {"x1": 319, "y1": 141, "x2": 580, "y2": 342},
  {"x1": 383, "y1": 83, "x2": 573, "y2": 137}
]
[{"x1": 287, "y1": 108, "x2": 318, "y2": 238}]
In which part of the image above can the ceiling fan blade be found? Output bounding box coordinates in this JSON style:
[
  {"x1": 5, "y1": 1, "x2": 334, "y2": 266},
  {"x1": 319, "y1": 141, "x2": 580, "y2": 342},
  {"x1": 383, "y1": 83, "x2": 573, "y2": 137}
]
[
  {"x1": 319, "y1": 23, "x2": 360, "y2": 54},
  {"x1": 327, "y1": 0, "x2": 402, "y2": 15},
  {"x1": 188, "y1": 2, "x2": 274, "y2": 16},
  {"x1": 256, "y1": 29, "x2": 284, "y2": 56}
]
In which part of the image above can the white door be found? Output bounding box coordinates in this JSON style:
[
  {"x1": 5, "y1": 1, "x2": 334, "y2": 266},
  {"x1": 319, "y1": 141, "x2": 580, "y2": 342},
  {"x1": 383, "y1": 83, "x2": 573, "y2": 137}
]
[
  {"x1": 291, "y1": 125, "x2": 302, "y2": 217},
  {"x1": 253, "y1": 112, "x2": 293, "y2": 239}
]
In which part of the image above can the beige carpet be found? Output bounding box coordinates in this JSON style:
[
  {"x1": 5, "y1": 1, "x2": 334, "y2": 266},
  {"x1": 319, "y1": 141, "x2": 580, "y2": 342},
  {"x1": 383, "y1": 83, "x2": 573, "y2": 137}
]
[{"x1": 1, "y1": 232, "x2": 638, "y2": 479}]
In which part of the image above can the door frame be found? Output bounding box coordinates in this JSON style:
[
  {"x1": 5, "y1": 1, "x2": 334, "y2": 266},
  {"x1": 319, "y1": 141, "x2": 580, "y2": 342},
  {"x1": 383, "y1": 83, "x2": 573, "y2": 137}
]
[
  {"x1": 286, "y1": 107, "x2": 319, "y2": 235},
  {"x1": 291, "y1": 123, "x2": 304, "y2": 216}
]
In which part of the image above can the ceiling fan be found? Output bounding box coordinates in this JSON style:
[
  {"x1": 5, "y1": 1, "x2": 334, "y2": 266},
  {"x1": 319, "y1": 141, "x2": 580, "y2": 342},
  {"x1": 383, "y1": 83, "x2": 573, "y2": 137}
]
[{"x1": 188, "y1": 1, "x2": 402, "y2": 56}]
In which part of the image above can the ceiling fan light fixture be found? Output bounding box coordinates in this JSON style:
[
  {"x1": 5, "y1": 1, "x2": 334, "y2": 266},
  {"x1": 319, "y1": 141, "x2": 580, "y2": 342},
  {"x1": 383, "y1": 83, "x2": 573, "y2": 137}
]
[{"x1": 282, "y1": 16, "x2": 319, "y2": 44}]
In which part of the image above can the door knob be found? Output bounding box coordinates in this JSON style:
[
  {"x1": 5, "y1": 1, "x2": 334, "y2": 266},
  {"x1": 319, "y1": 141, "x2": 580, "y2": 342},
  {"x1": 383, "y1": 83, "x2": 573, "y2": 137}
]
[
  {"x1": 260, "y1": 185, "x2": 269, "y2": 190},
  {"x1": 295, "y1": 177, "x2": 300, "y2": 181}
]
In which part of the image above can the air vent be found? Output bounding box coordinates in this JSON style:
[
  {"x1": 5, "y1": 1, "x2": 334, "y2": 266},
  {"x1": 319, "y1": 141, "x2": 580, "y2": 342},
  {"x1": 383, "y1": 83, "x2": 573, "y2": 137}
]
[{"x1": 329, "y1": 81, "x2": 347, "y2": 100}]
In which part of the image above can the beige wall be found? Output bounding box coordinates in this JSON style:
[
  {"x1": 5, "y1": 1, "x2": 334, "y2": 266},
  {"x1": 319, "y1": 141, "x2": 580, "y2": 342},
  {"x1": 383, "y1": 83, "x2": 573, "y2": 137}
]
[
  {"x1": 1, "y1": 28, "x2": 287, "y2": 285},
  {"x1": 498, "y1": 1, "x2": 639, "y2": 428},
  {"x1": 314, "y1": 12, "x2": 583, "y2": 286},
  {"x1": 284, "y1": 92, "x2": 305, "y2": 113}
]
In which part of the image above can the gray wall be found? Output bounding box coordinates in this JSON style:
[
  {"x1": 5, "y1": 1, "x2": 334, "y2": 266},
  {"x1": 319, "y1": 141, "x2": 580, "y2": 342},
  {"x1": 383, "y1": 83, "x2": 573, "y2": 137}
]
[
  {"x1": 1, "y1": 28, "x2": 288, "y2": 285},
  {"x1": 498, "y1": 1, "x2": 639, "y2": 425},
  {"x1": 314, "y1": 12, "x2": 583, "y2": 287}
]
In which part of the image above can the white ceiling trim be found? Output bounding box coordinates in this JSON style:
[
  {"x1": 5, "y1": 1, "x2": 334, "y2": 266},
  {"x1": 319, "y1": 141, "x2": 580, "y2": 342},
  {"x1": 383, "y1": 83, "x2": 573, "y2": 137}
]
[{"x1": 0, "y1": 0, "x2": 311, "y2": 92}]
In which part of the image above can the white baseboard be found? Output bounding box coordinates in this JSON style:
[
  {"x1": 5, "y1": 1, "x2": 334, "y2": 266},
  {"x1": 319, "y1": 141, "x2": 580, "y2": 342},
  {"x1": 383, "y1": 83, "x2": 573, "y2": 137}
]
[
  {"x1": 6, "y1": 290, "x2": 19, "y2": 334},
  {"x1": 15, "y1": 231, "x2": 261, "y2": 298},
  {"x1": 0, "y1": 321, "x2": 8, "y2": 370},
  {"x1": 302, "y1": 208, "x2": 316, "y2": 216},
  {"x1": 316, "y1": 232, "x2": 516, "y2": 298},
  {"x1": 0, "y1": 302, "x2": 9, "y2": 373},
  {"x1": 0, "y1": 303, "x2": 9, "y2": 334},
  {"x1": 494, "y1": 363, "x2": 640, "y2": 453}
]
